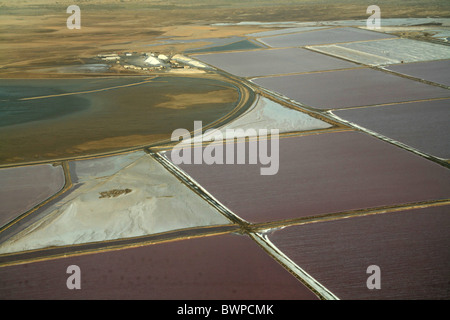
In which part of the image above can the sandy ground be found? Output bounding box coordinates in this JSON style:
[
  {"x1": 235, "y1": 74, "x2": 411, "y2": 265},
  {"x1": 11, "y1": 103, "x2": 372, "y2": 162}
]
[
  {"x1": 168, "y1": 68, "x2": 206, "y2": 74},
  {"x1": 0, "y1": 153, "x2": 231, "y2": 254}
]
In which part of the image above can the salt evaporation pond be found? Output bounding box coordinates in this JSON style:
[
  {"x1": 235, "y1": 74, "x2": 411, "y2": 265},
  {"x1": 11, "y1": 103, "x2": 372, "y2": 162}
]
[
  {"x1": 193, "y1": 47, "x2": 357, "y2": 77},
  {"x1": 0, "y1": 153, "x2": 232, "y2": 254},
  {"x1": 0, "y1": 164, "x2": 65, "y2": 228},
  {"x1": 308, "y1": 38, "x2": 450, "y2": 66},
  {"x1": 168, "y1": 131, "x2": 450, "y2": 223},
  {"x1": 252, "y1": 68, "x2": 450, "y2": 109}
]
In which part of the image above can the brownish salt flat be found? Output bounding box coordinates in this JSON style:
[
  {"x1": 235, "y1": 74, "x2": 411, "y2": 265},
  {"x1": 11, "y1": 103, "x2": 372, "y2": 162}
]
[
  {"x1": 0, "y1": 164, "x2": 65, "y2": 228},
  {"x1": 168, "y1": 131, "x2": 450, "y2": 223},
  {"x1": 0, "y1": 233, "x2": 318, "y2": 300},
  {"x1": 267, "y1": 205, "x2": 450, "y2": 299}
]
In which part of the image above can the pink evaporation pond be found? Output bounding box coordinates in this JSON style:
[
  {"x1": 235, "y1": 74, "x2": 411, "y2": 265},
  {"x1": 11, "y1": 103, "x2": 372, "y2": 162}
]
[
  {"x1": 0, "y1": 164, "x2": 65, "y2": 228},
  {"x1": 333, "y1": 98, "x2": 450, "y2": 159},
  {"x1": 167, "y1": 131, "x2": 450, "y2": 223},
  {"x1": 252, "y1": 68, "x2": 450, "y2": 109},
  {"x1": 0, "y1": 233, "x2": 318, "y2": 300},
  {"x1": 268, "y1": 205, "x2": 450, "y2": 299},
  {"x1": 192, "y1": 47, "x2": 358, "y2": 77},
  {"x1": 386, "y1": 59, "x2": 450, "y2": 87}
]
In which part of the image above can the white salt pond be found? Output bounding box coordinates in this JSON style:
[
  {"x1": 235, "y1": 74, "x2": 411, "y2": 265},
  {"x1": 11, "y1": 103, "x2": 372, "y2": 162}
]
[
  {"x1": 69, "y1": 151, "x2": 145, "y2": 183},
  {"x1": 308, "y1": 38, "x2": 450, "y2": 66},
  {"x1": 220, "y1": 96, "x2": 331, "y2": 136},
  {"x1": 181, "y1": 95, "x2": 331, "y2": 144},
  {"x1": 0, "y1": 153, "x2": 231, "y2": 254}
]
